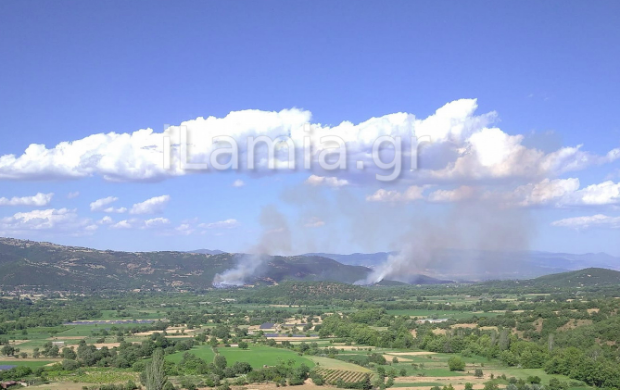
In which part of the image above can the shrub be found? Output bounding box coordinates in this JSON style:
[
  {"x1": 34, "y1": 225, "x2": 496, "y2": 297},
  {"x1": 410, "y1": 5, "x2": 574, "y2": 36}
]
[{"x1": 448, "y1": 356, "x2": 465, "y2": 371}]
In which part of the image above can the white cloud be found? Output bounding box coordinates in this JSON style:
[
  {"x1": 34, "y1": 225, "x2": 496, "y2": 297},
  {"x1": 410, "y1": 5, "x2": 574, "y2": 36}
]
[
  {"x1": 198, "y1": 219, "x2": 239, "y2": 229},
  {"x1": 0, "y1": 100, "x2": 616, "y2": 185},
  {"x1": 175, "y1": 223, "x2": 193, "y2": 235},
  {"x1": 366, "y1": 185, "x2": 428, "y2": 202},
  {"x1": 304, "y1": 217, "x2": 325, "y2": 228},
  {"x1": 0, "y1": 192, "x2": 53, "y2": 207},
  {"x1": 508, "y1": 178, "x2": 581, "y2": 207},
  {"x1": 144, "y1": 217, "x2": 170, "y2": 228},
  {"x1": 90, "y1": 196, "x2": 127, "y2": 213},
  {"x1": 305, "y1": 175, "x2": 349, "y2": 187},
  {"x1": 129, "y1": 195, "x2": 170, "y2": 215},
  {"x1": 111, "y1": 219, "x2": 135, "y2": 229},
  {"x1": 232, "y1": 179, "x2": 245, "y2": 187},
  {"x1": 565, "y1": 181, "x2": 620, "y2": 206},
  {"x1": 427, "y1": 186, "x2": 476, "y2": 203},
  {"x1": 0, "y1": 208, "x2": 93, "y2": 234},
  {"x1": 551, "y1": 214, "x2": 620, "y2": 230},
  {"x1": 501, "y1": 179, "x2": 620, "y2": 207},
  {"x1": 109, "y1": 217, "x2": 170, "y2": 230},
  {"x1": 67, "y1": 191, "x2": 80, "y2": 199},
  {"x1": 430, "y1": 128, "x2": 620, "y2": 181},
  {"x1": 98, "y1": 216, "x2": 113, "y2": 225}
]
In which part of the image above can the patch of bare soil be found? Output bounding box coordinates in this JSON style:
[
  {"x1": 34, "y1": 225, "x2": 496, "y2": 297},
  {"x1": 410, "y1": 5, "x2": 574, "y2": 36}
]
[
  {"x1": 559, "y1": 319, "x2": 592, "y2": 331},
  {"x1": 383, "y1": 354, "x2": 412, "y2": 362}
]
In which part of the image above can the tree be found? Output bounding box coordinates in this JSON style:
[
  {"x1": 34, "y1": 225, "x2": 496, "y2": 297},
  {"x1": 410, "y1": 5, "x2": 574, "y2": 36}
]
[
  {"x1": 527, "y1": 376, "x2": 541, "y2": 384},
  {"x1": 215, "y1": 354, "x2": 228, "y2": 370},
  {"x1": 144, "y1": 349, "x2": 168, "y2": 390},
  {"x1": 483, "y1": 382, "x2": 499, "y2": 390},
  {"x1": 448, "y1": 356, "x2": 465, "y2": 371},
  {"x1": 238, "y1": 341, "x2": 248, "y2": 349},
  {"x1": 1, "y1": 345, "x2": 15, "y2": 357},
  {"x1": 474, "y1": 369, "x2": 484, "y2": 378},
  {"x1": 62, "y1": 347, "x2": 77, "y2": 360}
]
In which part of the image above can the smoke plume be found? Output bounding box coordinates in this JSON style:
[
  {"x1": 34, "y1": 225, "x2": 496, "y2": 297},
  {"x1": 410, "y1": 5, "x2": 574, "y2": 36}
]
[
  {"x1": 212, "y1": 205, "x2": 291, "y2": 287},
  {"x1": 355, "y1": 199, "x2": 534, "y2": 285}
]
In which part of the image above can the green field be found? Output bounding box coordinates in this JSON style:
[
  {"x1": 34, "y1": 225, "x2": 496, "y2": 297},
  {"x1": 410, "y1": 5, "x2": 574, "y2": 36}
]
[
  {"x1": 0, "y1": 360, "x2": 53, "y2": 368},
  {"x1": 167, "y1": 344, "x2": 315, "y2": 369},
  {"x1": 95, "y1": 309, "x2": 166, "y2": 320},
  {"x1": 219, "y1": 345, "x2": 315, "y2": 368},
  {"x1": 386, "y1": 309, "x2": 503, "y2": 320},
  {"x1": 307, "y1": 356, "x2": 371, "y2": 372},
  {"x1": 167, "y1": 345, "x2": 216, "y2": 364}
]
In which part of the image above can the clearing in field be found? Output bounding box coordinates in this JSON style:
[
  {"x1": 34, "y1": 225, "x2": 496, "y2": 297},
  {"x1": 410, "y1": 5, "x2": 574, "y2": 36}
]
[{"x1": 307, "y1": 356, "x2": 371, "y2": 372}]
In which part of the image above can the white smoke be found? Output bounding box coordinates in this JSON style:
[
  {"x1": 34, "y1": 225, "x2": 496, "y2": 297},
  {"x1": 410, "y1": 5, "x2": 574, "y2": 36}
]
[
  {"x1": 212, "y1": 205, "x2": 291, "y2": 288},
  {"x1": 355, "y1": 200, "x2": 533, "y2": 285},
  {"x1": 212, "y1": 254, "x2": 266, "y2": 288}
]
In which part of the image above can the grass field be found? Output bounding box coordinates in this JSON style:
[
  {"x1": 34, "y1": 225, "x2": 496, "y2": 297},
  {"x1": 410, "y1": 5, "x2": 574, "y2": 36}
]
[
  {"x1": 0, "y1": 360, "x2": 53, "y2": 368},
  {"x1": 54, "y1": 323, "x2": 145, "y2": 337},
  {"x1": 385, "y1": 309, "x2": 503, "y2": 320},
  {"x1": 167, "y1": 344, "x2": 315, "y2": 369},
  {"x1": 93, "y1": 309, "x2": 167, "y2": 320},
  {"x1": 392, "y1": 382, "x2": 446, "y2": 387},
  {"x1": 166, "y1": 345, "x2": 216, "y2": 364},
  {"x1": 308, "y1": 356, "x2": 371, "y2": 372},
  {"x1": 218, "y1": 345, "x2": 315, "y2": 369}
]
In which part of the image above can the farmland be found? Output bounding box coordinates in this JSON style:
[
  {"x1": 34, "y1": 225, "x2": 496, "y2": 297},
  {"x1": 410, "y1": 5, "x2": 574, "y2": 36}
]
[{"x1": 1, "y1": 280, "x2": 618, "y2": 390}]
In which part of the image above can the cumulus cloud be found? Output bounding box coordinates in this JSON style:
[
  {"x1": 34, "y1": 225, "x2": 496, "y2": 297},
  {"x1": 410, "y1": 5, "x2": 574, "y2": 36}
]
[
  {"x1": 551, "y1": 214, "x2": 620, "y2": 230},
  {"x1": 129, "y1": 195, "x2": 170, "y2": 214},
  {"x1": 175, "y1": 223, "x2": 193, "y2": 235},
  {"x1": 429, "y1": 128, "x2": 620, "y2": 181},
  {"x1": 367, "y1": 178, "x2": 620, "y2": 209},
  {"x1": 198, "y1": 219, "x2": 239, "y2": 229},
  {"x1": 111, "y1": 219, "x2": 135, "y2": 229},
  {"x1": 505, "y1": 178, "x2": 581, "y2": 207},
  {"x1": 144, "y1": 217, "x2": 170, "y2": 228},
  {"x1": 0, "y1": 208, "x2": 93, "y2": 235},
  {"x1": 90, "y1": 196, "x2": 127, "y2": 213},
  {"x1": 98, "y1": 216, "x2": 113, "y2": 225},
  {"x1": 427, "y1": 186, "x2": 476, "y2": 203},
  {"x1": 110, "y1": 217, "x2": 170, "y2": 230},
  {"x1": 366, "y1": 186, "x2": 428, "y2": 202},
  {"x1": 232, "y1": 179, "x2": 245, "y2": 187},
  {"x1": 565, "y1": 181, "x2": 620, "y2": 206},
  {"x1": 0, "y1": 192, "x2": 53, "y2": 207},
  {"x1": 503, "y1": 179, "x2": 620, "y2": 207},
  {"x1": 67, "y1": 191, "x2": 80, "y2": 199},
  {"x1": 305, "y1": 175, "x2": 349, "y2": 187},
  {"x1": 1, "y1": 100, "x2": 614, "y2": 184}
]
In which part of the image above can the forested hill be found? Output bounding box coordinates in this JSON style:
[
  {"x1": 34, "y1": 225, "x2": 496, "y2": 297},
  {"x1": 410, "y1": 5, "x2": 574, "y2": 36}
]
[
  {"x1": 531, "y1": 267, "x2": 620, "y2": 287},
  {"x1": 483, "y1": 267, "x2": 620, "y2": 288},
  {"x1": 0, "y1": 237, "x2": 370, "y2": 291}
]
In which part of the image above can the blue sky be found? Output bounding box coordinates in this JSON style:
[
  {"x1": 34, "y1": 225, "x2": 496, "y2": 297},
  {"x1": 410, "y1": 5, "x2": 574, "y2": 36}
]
[{"x1": 0, "y1": 1, "x2": 619, "y2": 255}]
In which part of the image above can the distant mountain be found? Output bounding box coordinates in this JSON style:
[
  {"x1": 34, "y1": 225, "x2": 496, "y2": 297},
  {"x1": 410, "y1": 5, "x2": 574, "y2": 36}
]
[
  {"x1": 304, "y1": 250, "x2": 620, "y2": 281},
  {"x1": 530, "y1": 267, "x2": 620, "y2": 287},
  {"x1": 188, "y1": 249, "x2": 226, "y2": 255},
  {"x1": 303, "y1": 252, "x2": 394, "y2": 267},
  {"x1": 483, "y1": 267, "x2": 620, "y2": 288},
  {"x1": 0, "y1": 237, "x2": 372, "y2": 291}
]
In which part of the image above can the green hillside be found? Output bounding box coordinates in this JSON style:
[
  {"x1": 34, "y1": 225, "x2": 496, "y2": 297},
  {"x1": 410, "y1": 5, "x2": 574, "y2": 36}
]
[
  {"x1": 532, "y1": 267, "x2": 620, "y2": 287},
  {"x1": 0, "y1": 237, "x2": 371, "y2": 291}
]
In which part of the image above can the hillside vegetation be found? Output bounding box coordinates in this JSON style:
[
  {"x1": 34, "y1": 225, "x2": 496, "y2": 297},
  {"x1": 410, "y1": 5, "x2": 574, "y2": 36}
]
[{"x1": 0, "y1": 237, "x2": 371, "y2": 291}]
